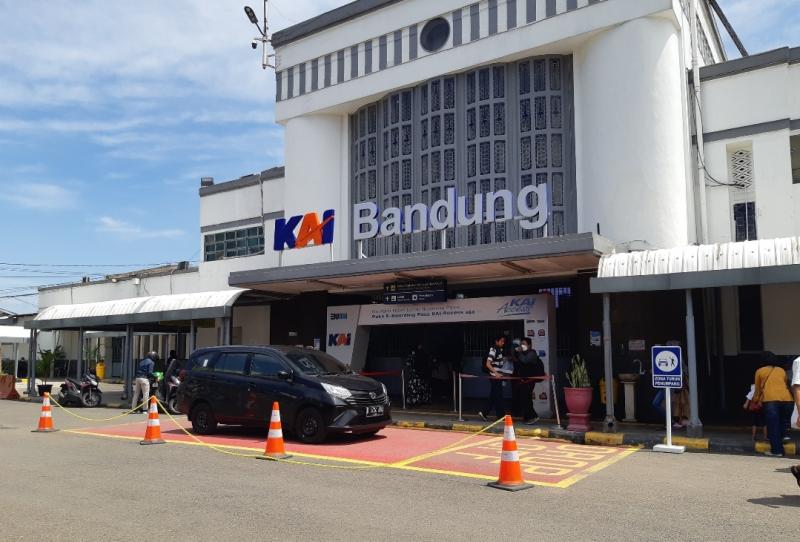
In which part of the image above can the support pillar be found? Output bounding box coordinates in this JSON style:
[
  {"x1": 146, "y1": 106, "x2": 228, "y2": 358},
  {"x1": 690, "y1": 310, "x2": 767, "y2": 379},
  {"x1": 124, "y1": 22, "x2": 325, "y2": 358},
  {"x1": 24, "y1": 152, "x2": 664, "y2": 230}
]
[
  {"x1": 189, "y1": 320, "x2": 196, "y2": 354},
  {"x1": 685, "y1": 289, "x2": 703, "y2": 437},
  {"x1": 220, "y1": 317, "x2": 231, "y2": 346},
  {"x1": 77, "y1": 328, "x2": 84, "y2": 379},
  {"x1": 13, "y1": 343, "x2": 19, "y2": 380},
  {"x1": 122, "y1": 324, "x2": 133, "y2": 401},
  {"x1": 27, "y1": 329, "x2": 38, "y2": 396},
  {"x1": 602, "y1": 294, "x2": 617, "y2": 432}
]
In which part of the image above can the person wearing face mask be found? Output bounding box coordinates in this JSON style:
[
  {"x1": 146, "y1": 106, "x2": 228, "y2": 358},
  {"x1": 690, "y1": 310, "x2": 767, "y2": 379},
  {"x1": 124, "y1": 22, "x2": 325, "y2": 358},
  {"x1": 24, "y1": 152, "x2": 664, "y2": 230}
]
[{"x1": 512, "y1": 337, "x2": 545, "y2": 425}]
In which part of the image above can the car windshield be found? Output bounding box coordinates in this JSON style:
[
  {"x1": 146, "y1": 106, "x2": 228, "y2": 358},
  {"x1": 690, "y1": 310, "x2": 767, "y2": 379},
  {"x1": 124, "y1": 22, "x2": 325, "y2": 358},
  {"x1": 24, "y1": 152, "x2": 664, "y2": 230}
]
[{"x1": 284, "y1": 350, "x2": 348, "y2": 375}]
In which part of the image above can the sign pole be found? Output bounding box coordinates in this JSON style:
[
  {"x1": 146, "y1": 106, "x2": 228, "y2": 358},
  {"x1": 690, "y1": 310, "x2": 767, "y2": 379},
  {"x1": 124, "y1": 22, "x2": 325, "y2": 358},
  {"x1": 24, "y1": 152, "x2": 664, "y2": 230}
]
[
  {"x1": 652, "y1": 345, "x2": 686, "y2": 454},
  {"x1": 665, "y1": 390, "x2": 673, "y2": 447}
]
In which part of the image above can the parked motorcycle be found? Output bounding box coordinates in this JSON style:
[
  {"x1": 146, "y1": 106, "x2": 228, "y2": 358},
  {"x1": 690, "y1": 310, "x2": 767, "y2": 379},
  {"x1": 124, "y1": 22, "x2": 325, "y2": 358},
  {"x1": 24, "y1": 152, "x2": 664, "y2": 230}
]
[
  {"x1": 59, "y1": 371, "x2": 102, "y2": 408},
  {"x1": 161, "y1": 373, "x2": 180, "y2": 415}
]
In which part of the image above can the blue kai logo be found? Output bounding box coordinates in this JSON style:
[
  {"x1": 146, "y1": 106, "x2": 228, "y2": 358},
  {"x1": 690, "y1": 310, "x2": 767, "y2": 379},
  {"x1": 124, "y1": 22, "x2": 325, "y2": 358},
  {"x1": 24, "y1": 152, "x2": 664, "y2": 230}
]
[
  {"x1": 496, "y1": 297, "x2": 535, "y2": 316},
  {"x1": 274, "y1": 209, "x2": 335, "y2": 251}
]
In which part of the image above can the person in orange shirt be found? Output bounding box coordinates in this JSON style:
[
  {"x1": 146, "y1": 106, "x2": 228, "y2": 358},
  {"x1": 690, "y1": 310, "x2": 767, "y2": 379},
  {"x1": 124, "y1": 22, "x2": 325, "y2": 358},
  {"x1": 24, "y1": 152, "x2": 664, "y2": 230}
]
[{"x1": 752, "y1": 353, "x2": 794, "y2": 457}]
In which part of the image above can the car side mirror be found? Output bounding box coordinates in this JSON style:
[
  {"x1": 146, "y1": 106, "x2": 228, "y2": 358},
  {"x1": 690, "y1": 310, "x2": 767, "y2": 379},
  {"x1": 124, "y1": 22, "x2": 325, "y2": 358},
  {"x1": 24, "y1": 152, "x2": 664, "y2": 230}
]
[{"x1": 277, "y1": 370, "x2": 293, "y2": 382}]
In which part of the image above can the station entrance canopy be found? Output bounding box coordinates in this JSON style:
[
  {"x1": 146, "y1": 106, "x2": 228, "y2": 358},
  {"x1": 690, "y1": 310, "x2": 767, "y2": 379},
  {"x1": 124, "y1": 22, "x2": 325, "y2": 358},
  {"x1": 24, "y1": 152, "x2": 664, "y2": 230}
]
[
  {"x1": 590, "y1": 236, "x2": 800, "y2": 293},
  {"x1": 229, "y1": 233, "x2": 611, "y2": 295},
  {"x1": 25, "y1": 290, "x2": 247, "y2": 331}
]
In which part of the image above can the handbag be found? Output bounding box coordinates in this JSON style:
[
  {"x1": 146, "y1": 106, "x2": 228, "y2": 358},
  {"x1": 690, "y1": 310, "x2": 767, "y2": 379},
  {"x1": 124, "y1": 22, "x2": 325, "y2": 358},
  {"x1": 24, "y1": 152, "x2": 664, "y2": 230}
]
[{"x1": 748, "y1": 367, "x2": 776, "y2": 413}]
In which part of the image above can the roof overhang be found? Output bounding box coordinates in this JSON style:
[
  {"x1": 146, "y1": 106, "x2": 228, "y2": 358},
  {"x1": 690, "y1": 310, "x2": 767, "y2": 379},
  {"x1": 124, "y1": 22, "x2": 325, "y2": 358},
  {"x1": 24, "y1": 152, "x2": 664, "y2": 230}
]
[
  {"x1": 590, "y1": 237, "x2": 800, "y2": 294},
  {"x1": 230, "y1": 233, "x2": 612, "y2": 295},
  {"x1": 592, "y1": 263, "x2": 800, "y2": 293},
  {"x1": 26, "y1": 290, "x2": 247, "y2": 331},
  {"x1": 0, "y1": 325, "x2": 30, "y2": 343}
]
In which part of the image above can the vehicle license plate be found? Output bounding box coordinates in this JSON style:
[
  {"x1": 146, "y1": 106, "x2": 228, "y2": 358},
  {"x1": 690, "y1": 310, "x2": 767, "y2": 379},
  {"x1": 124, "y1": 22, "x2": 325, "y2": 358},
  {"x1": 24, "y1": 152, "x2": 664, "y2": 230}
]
[{"x1": 365, "y1": 405, "x2": 384, "y2": 417}]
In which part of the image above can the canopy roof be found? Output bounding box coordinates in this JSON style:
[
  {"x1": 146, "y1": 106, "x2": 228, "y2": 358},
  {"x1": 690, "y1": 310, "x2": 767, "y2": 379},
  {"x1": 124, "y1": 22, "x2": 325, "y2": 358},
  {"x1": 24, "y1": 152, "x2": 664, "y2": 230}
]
[
  {"x1": 0, "y1": 325, "x2": 30, "y2": 343},
  {"x1": 26, "y1": 290, "x2": 246, "y2": 331},
  {"x1": 230, "y1": 233, "x2": 611, "y2": 295},
  {"x1": 591, "y1": 237, "x2": 800, "y2": 293}
]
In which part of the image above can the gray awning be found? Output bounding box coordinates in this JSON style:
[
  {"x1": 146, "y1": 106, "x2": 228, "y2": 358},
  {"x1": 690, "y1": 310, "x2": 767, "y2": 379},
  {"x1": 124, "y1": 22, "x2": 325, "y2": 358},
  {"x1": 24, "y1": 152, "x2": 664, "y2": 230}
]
[
  {"x1": 0, "y1": 325, "x2": 29, "y2": 343},
  {"x1": 230, "y1": 233, "x2": 612, "y2": 295},
  {"x1": 590, "y1": 237, "x2": 800, "y2": 293},
  {"x1": 26, "y1": 290, "x2": 247, "y2": 331}
]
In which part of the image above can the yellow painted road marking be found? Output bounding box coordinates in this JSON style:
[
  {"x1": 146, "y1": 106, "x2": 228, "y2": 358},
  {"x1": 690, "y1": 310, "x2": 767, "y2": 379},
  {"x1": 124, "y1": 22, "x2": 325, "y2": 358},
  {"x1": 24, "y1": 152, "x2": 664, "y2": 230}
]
[{"x1": 64, "y1": 426, "x2": 636, "y2": 488}]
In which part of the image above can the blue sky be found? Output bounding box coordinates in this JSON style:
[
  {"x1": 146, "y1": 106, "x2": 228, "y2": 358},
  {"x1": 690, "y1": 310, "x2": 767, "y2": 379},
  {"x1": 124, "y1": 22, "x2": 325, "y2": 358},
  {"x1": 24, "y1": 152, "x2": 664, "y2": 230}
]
[{"x1": 0, "y1": 0, "x2": 797, "y2": 314}]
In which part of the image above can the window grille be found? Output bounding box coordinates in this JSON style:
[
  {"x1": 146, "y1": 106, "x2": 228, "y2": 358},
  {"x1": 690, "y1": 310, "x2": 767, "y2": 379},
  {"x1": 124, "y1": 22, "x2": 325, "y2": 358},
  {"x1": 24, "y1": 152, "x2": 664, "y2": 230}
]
[
  {"x1": 204, "y1": 227, "x2": 264, "y2": 261},
  {"x1": 727, "y1": 148, "x2": 753, "y2": 190}
]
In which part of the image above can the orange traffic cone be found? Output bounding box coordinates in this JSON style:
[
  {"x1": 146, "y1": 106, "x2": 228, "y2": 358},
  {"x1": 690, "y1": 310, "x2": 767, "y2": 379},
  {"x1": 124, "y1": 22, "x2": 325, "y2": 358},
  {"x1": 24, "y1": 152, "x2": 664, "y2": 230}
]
[
  {"x1": 488, "y1": 415, "x2": 532, "y2": 491},
  {"x1": 140, "y1": 396, "x2": 165, "y2": 445},
  {"x1": 257, "y1": 402, "x2": 291, "y2": 460},
  {"x1": 31, "y1": 392, "x2": 56, "y2": 433}
]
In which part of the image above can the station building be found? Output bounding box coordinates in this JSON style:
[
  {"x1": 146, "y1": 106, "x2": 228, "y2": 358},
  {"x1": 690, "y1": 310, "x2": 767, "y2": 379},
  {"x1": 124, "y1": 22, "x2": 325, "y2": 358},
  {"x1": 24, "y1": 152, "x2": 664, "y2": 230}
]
[{"x1": 27, "y1": 0, "x2": 800, "y2": 434}]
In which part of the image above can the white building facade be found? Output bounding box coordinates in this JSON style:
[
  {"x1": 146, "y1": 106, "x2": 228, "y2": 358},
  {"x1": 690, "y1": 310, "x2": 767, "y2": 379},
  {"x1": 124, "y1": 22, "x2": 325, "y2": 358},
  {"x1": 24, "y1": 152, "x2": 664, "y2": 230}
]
[{"x1": 33, "y1": 0, "x2": 799, "y2": 431}]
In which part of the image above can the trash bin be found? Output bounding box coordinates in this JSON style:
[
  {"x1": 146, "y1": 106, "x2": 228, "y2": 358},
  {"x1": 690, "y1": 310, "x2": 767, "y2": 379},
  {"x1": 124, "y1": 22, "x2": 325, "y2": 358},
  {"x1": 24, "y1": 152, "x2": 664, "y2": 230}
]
[
  {"x1": 95, "y1": 360, "x2": 106, "y2": 380},
  {"x1": 599, "y1": 377, "x2": 619, "y2": 404}
]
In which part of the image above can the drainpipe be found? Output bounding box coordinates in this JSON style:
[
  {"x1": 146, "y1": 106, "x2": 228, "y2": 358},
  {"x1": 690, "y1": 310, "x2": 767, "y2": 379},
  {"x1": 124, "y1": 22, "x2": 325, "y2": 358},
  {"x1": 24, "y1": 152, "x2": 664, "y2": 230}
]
[{"x1": 691, "y1": 0, "x2": 709, "y2": 244}]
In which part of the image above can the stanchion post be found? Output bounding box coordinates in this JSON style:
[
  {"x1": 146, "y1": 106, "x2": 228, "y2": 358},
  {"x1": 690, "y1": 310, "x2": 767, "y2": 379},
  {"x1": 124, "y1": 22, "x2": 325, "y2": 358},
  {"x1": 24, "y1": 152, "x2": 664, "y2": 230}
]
[
  {"x1": 550, "y1": 375, "x2": 562, "y2": 428},
  {"x1": 452, "y1": 371, "x2": 457, "y2": 413},
  {"x1": 401, "y1": 367, "x2": 406, "y2": 410},
  {"x1": 457, "y1": 373, "x2": 464, "y2": 422}
]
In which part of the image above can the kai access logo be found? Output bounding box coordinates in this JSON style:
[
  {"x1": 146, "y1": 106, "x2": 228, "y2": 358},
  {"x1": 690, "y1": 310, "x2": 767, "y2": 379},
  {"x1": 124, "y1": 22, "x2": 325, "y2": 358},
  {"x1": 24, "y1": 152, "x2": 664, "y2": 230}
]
[
  {"x1": 274, "y1": 209, "x2": 335, "y2": 251},
  {"x1": 328, "y1": 333, "x2": 351, "y2": 347}
]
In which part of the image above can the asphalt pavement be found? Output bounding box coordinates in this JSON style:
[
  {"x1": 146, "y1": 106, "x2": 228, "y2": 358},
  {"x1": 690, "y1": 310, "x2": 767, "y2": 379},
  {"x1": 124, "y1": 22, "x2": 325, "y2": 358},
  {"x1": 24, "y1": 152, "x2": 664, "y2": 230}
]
[{"x1": 1, "y1": 400, "x2": 798, "y2": 541}]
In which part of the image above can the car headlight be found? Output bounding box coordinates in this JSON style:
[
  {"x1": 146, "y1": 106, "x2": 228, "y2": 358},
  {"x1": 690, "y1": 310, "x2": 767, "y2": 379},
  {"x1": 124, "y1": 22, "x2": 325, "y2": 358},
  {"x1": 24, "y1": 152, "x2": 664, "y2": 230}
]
[
  {"x1": 321, "y1": 383, "x2": 352, "y2": 400},
  {"x1": 381, "y1": 383, "x2": 387, "y2": 396}
]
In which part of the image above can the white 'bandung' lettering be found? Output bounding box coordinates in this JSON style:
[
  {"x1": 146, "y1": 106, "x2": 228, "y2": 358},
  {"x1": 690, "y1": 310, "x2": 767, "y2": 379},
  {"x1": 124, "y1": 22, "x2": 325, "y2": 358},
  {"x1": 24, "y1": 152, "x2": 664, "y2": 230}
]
[{"x1": 353, "y1": 184, "x2": 548, "y2": 241}]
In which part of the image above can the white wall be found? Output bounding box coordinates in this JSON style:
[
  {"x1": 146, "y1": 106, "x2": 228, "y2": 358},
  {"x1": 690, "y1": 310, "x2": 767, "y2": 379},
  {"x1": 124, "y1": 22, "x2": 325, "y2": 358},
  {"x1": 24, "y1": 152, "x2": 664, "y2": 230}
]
[
  {"x1": 701, "y1": 64, "x2": 799, "y2": 134},
  {"x1": 573, "y1": 15, "x2": 690, "y2": 249},
  {"x1": 199, "y1": 177, "x2": 284, "y2": 228},
  {"x1": 233, "y1": 305, "x2": 270, "y2": 345},
  {"x1": 280, "y1": 114, "x2": 350, "y2": 266},
  {"x1": 762, "y1": 283, "x2": 800, "y2": 355}
]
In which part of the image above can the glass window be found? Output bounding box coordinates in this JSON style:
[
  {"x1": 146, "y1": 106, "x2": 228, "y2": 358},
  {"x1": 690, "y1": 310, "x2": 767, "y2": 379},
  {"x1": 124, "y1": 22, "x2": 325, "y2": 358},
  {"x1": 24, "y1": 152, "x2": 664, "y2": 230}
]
[
  {"x1": 733, "y1": 202, "x2": 756, "y2": 242},
  {"x1": 284, "y1": 350, "x2": 347, "y2": 375},
  {"x1": 250, "y1": 353, "x2": 286, "y2": 377},
  {"x1": 213, "y1": 353, "x2": 248, "y2": 375},
  {"x1": 791, "y1": 135, "x2": 800, "y2": 184},
  {"x1": 204, "y1": 226, "x2": 265, "y2": 262},
  {"x1": 188, "y1": 351, "x2": 218, "y2": 371}
]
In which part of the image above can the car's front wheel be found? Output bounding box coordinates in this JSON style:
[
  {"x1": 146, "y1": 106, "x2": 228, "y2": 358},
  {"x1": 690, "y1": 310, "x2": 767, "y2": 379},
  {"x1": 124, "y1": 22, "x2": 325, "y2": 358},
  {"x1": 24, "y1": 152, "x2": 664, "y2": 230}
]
[
  {"x1": 191, "y1": 402, "x2": 218, "y2": 435},
  {"x1": 295, "y1": 408, "x2": 326, "y2": 444}
]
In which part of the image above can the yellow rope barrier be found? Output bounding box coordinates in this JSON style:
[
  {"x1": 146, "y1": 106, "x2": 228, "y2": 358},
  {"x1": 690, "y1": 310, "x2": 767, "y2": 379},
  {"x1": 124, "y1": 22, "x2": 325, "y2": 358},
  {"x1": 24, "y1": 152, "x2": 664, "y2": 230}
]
[
  {"x1": 49, "y1": 395, "x2": 150, "y2": 422},
  {"x1": 153, "y1": 397, "x2": 507, "y2": 471}
]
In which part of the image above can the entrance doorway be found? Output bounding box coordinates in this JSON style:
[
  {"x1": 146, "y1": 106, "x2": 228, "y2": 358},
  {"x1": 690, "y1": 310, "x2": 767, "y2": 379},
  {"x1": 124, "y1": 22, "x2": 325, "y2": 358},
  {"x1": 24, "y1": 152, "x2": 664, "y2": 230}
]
[{"x1": 365, "y1": 320, "x2": 525, "y2": 410}]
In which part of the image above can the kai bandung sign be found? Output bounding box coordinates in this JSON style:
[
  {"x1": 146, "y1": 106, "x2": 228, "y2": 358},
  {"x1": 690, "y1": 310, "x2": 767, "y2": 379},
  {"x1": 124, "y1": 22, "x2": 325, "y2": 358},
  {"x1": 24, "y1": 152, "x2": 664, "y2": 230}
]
[
  {"x1": 353, "y1": 185, "x2": 548, "y2": 241},
  {"x1": 274, "y1": 185, "x2": 548, "y2": 251}
]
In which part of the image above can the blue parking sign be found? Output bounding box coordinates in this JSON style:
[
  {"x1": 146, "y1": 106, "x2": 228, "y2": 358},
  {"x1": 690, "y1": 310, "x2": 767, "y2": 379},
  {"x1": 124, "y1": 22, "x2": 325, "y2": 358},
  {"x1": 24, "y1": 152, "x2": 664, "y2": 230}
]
[{"x1": 652, "y1": 346, "x2": 682, "y2": 388}]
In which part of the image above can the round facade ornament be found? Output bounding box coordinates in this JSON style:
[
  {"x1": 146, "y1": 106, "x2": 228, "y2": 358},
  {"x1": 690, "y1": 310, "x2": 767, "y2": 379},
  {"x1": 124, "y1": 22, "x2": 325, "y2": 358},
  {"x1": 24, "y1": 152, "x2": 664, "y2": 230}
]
[{"x1": 420, "y1": 17, "x2": 450, "y2": 53}]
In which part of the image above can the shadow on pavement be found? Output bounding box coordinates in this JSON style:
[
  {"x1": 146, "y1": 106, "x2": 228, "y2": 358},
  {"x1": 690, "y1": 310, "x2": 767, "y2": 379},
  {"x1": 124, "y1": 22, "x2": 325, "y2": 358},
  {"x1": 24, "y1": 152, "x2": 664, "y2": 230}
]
[{"x1": 747, "y1": 495, "x2": 800, "y2": 509}]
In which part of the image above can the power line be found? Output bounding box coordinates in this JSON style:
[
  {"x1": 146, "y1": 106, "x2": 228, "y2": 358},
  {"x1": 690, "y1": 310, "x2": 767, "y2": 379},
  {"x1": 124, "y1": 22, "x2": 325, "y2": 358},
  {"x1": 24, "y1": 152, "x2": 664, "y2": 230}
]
[{"x1": 0, "y1": 261, "x2": 181, "y2": 268}]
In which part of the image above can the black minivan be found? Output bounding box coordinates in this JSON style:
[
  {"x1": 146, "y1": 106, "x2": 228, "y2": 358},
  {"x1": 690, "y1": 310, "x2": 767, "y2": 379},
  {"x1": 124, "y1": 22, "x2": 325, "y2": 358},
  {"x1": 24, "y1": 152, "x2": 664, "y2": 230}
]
[{"x1": 176, "y1": 346, "x2": 391, "y2": 443}]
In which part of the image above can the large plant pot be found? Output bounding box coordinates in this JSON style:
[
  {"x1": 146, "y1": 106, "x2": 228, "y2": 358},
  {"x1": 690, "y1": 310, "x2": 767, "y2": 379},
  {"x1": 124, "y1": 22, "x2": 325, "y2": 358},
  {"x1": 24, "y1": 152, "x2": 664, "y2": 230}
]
[
  {"x1": 564, "y1": 387, "x2": 593, "y2": 432},
  {"x1": 36, "y1": 384, "x2": 53, "y2": 396}
]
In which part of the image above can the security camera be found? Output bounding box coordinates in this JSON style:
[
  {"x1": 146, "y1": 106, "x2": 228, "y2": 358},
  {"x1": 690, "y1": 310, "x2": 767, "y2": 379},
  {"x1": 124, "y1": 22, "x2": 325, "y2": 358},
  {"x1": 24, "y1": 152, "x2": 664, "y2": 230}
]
[{"x1": 251, "y1": 39, "x2": 258, "y2": 50}]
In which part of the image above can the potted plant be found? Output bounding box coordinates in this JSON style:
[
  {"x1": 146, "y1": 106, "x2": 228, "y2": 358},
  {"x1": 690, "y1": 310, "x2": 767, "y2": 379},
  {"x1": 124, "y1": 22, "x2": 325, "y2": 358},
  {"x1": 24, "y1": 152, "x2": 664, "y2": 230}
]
[
  {"x1": 36, "y1": 346, "x2": 65, "y2": 396},
  {"x1": 564, "y1": 354, "x2": 592, "y2": 432}
]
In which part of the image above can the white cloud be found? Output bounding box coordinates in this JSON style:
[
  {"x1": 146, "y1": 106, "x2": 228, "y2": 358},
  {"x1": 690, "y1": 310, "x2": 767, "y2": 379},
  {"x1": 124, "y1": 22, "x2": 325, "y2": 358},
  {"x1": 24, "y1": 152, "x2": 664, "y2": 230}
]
[
  {"x1": 0, "y1": 183, "x2": 77, "y2": 210},
  {"x1": 97, "y1": 216, "x2": 184, "y2": 240}
]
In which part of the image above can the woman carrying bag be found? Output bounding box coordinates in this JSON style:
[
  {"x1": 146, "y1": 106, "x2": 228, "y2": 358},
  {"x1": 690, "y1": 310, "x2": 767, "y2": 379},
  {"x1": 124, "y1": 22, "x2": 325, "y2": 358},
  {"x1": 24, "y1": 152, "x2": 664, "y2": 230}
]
[{"x1": 751, "y1": 353, "x2": 794, "y2": 457}]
